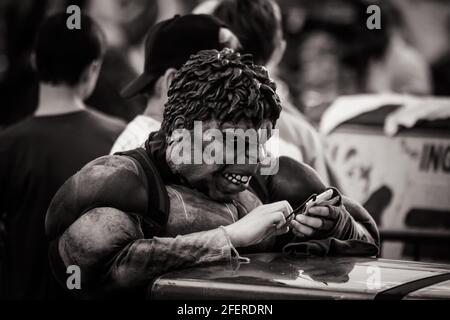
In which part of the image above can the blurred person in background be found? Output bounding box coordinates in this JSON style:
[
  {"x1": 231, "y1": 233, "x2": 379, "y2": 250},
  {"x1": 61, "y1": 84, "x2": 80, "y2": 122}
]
[
  {"x1": 0, "y1": 0, "x2": 49, "y2": 128},
  {"x1": 431, "y1": 15, "x2": 450, "y2": 96},
  {"x1": 0, "y1": 13, "x2": 125, "y2": 299},
  {"x1": 278, "y1": 0, "x2": 431, "y2": 118},
  {"x1": 0, "y1": 0, "x2": 52, "y2": 295},
  {"x1": 111, "y1": 14, "x2": 240, "y2": 154},
  {"x1": 195, "y1": 0, "x2": 331, "y2": 184},
  {"x1": 365, "y1": 1, "x2": 431, "y2": 96},
  {"x1": 85, "y1": 0, "x2": 159, "y2": 122},
  {"x1": 392, "y1": 0, "x2": 450, "y2": 96}
]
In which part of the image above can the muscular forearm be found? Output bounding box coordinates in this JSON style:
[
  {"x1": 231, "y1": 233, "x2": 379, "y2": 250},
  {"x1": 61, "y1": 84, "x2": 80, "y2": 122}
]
[
  {"x1": 57, "y1": 207, "x2": 236, "y2": 295},
  {"x1": 106, "y1": 227, "x2": 235, "y2": 289}
]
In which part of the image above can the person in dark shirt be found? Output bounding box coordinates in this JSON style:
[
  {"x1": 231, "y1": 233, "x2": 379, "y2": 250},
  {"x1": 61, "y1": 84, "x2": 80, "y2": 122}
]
[{"x1": 0, "y1": 12, "x2": 125, "y2": 299}]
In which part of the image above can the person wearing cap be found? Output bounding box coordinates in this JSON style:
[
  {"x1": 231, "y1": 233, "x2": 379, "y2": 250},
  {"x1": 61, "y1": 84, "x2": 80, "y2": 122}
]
[
  {"x1": 45, "y1": 48, "x2": 379, "y2": 299},
  {"x1": 110, "y1": 14, "x2": 240, "y2": 154}
]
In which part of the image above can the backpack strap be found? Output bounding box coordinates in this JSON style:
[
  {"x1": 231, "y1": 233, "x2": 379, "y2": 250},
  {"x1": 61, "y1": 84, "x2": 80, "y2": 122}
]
[{"x1": 114, "y1": 148, "x2": 170, "y2": 235}]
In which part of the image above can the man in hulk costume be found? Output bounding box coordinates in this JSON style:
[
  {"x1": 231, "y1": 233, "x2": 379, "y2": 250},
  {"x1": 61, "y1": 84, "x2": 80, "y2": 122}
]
[{"x1": 46, "y1": 48, "x2": 378, "y2": 299}]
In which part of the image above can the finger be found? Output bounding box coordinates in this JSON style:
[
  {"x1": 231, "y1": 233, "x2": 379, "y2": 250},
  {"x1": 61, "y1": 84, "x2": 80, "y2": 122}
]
[
  {"x1": 262, "y1": 201, "x2": 293, "y2": 218},
  {"x1": 291, "y1": 219, "x2": 314, "y2": 236},
  {"x1": 308, "y1": 206, "x2": 340, "y2": 220},
  {"x1": 278, "y1": 200, "x2": 293, "y2": 217},
  {"x1": 318, "y1": 196, "x2": 340, "y2": 207},
  {"x1": 271, "y1": 211, "x2": 287, "y2": 229},
  {"x1": 295, "y1": 214, "x2": 323, "y2": 229},
  {"x1": 307, "y1": 206, "x2": 330, "y2": 217}
]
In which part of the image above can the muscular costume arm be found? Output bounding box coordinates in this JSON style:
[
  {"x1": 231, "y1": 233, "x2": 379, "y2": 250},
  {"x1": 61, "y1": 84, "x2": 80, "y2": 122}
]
[
  {"x1": 46, "y1": 155, "x2": 236, "y2": 296},
  {"x1": 58, "y1": 207, "x2": 234, "y2": 294}
]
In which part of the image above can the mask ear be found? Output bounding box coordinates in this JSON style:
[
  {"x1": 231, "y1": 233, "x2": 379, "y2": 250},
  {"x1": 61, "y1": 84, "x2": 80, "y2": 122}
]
[{"x1": 173, "y1": 115, "x2": 185, "y2": 130}]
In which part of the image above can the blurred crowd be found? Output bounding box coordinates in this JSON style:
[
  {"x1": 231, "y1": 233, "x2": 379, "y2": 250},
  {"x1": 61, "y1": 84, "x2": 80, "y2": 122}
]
[
  {"x1": 0, "y1": 0, "x2": 449, "y2": 300},
  {"x1": 1, "y1": 0, "x2": 450, "y2": 127}
]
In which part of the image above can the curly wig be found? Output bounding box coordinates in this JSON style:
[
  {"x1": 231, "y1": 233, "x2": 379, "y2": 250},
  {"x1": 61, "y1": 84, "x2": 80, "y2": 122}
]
[{"x1": 160, "y1": 48, "x2": 282, "y2": 135}]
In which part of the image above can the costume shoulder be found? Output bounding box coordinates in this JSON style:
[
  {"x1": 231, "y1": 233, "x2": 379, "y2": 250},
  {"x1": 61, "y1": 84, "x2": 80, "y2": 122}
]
[
  {"x1": 265, "y1": 156, "x2": 327, "y2": 208},
  {"x1": 46, "y1": 155, "x2": 148, "y2": 240}
]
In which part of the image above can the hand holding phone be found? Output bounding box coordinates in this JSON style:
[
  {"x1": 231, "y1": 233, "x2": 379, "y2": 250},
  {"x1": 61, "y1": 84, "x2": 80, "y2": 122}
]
[
  {"x1": 283, "y1": 188, "x2": 335, "y2": 225},
  {"x1": 289, "y1": 188, "x2": 342, "y2": 238}
]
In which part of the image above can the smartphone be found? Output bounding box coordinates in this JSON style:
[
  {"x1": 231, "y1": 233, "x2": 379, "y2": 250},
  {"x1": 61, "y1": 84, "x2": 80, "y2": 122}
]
[
  {"x1": 283, "y1": 189, "x2": 335, "y2": 227},
  {"x1": 302, "y1": 189, "x2": 334, "y2": 214}
]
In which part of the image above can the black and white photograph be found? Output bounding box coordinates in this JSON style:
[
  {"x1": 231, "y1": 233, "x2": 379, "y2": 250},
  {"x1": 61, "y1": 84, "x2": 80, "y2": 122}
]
[{"x1": 1, "y1": 0, "x2": 450, "y2": 308}]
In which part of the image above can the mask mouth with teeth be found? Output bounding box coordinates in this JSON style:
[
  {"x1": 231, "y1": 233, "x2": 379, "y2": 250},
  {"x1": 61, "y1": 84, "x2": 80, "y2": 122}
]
[
  {"x1": 223, "y1": 172, "x2": 250, "y2": 186},
  {"x1": 206, "y1": 164, "x2": 257, "y2": 201}
]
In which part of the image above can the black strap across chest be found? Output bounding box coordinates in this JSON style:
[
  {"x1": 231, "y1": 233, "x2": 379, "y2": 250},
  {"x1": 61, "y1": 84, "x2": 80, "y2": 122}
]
[{"x1": 114, "y1": 148, "x2": 170, "y2": 236}]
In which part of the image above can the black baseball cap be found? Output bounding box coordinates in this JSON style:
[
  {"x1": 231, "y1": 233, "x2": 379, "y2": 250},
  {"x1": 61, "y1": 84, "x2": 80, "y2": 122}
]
[{"x1": 121, "y1": 14, "x2": 227, "y2": 98}]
